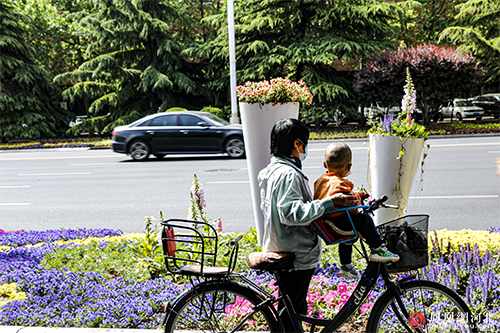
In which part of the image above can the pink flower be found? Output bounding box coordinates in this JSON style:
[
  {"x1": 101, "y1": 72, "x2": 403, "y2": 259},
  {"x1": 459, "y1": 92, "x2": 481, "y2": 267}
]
[
  {"x1": 216, "y1": 219, "x2": 223, "y2": 233},
  {"x1": 337, "y1": 282, "x2": 348, "y2": 294}
]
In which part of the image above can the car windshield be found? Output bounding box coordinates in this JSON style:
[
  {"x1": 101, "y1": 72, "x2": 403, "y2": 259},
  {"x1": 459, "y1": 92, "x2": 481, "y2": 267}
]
[
  {"x1": 202, "y1": 113, "x2": 230, "y2": 126},
  {"x1": 455, "y1": 100, "x2": 471, "y2": 107}
]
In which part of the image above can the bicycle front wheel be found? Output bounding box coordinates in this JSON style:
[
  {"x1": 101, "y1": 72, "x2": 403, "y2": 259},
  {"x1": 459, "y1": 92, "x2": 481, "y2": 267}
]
[
  {"x1": 164, "y1": 280, "x2": 280, "y2": 333},
  {"x1": 367, "y1": 280, "x2": 478, "y2": 333}
]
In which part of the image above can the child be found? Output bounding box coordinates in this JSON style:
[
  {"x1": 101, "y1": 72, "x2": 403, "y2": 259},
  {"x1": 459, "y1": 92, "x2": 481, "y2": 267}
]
[{"x1": 314, "y1": 142, "x2": 399, "y2": 279}]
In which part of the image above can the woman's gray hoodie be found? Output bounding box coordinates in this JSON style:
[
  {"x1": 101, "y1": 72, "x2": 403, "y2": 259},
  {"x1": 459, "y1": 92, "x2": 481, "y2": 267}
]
[{"x1": 258, "y1": 156, "x2": 335, "y2": 270}]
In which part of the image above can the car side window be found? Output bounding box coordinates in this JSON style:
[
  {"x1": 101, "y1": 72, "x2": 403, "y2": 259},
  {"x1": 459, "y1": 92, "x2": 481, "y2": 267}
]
[
  {"x1": 178, "y1": 115, "x2": 203, "y2": 126},
  {"x1": 150, "y1": 115, "x2": 176, "y2": 127}
]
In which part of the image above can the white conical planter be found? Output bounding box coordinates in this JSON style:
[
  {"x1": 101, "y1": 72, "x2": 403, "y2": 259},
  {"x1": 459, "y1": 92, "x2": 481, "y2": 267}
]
[
  {"x1": 369, "y1": 133, "x2": 425, "y2": 226},
  {"x1": 240, "y1": 102, "x2": 299, "y2": 243}
]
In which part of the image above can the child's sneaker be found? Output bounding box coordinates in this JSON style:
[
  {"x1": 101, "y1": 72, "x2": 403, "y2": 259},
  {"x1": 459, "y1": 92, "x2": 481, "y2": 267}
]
[
  {"x1": 338, "y1": 265, "x2": 360, "y2": 279},
  {"x1": 369, "y1": 245, "x2": 400, "y2": 262}
]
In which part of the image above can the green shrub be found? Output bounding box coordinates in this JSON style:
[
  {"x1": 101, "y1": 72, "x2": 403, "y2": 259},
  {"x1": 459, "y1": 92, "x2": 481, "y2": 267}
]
[
  {"x1": 40, "y1": 239, "x2": 150, "y2": 282},
  {"x1": 201, "y1": 106, "x2": 230, "y2": 121},
  {"x1": 166, "y1": 107, "x2": 187, "y2": 112}
]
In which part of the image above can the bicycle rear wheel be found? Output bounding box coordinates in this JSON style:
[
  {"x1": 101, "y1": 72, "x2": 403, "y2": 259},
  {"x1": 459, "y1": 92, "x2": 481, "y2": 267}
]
[
  {"x1": 367, "y1": 280, "x2": 478, "y2": 333},
  {"x1": 164, "y1": 280, "x2": 279, "y2": 333}
]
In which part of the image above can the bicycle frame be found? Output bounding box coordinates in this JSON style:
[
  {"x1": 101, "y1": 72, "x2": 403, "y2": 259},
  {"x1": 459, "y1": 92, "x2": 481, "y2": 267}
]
[
  {"x1": 274, "y1": 204, "x2": 413, "y2": 332},
  {"x1": 276, "y1": 260, "x2": 401, "y2": 333}
]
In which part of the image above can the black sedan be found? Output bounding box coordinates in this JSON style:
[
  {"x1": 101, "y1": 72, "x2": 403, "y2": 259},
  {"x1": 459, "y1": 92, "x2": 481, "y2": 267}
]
[
  {"x1": 112, "y1": 111, "x2": 245, "y2": 161},
  {"x1": 472, "y1": 94, "x2": 500, "y2": 119}
]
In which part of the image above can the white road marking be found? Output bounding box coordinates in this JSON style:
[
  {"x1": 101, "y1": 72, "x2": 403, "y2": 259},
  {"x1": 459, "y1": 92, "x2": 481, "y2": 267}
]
[
  {"x1": 409, "y1": 195, "x2": 498, "y2": 199},
  {"x1": 0, "y1": 186, "x2": 31, "y2": 188},
  {"x1": 17, "y1": 172, "x2": 91, "y2": 176},
  {"x1": 207, "y1": 181, "x2": 249, "y2": 184},
  {"x1": 0, "y1": 203, "x2": 32, "y2": 206}
]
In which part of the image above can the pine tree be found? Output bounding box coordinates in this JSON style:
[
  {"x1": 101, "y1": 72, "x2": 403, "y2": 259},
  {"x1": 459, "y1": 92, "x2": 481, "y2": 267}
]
[
  {"x1": 184, "y1": 0, "x2": 399, "y2": 123},
  {"x1": 0, "y1": 0, "x2": 69, "y2": 141},
  {"x1": 439, "y1": 0, "x2": 500, "y2": 86},
  {"x1": 54, "y1": 0, "x2": 212, "y2": 134}
]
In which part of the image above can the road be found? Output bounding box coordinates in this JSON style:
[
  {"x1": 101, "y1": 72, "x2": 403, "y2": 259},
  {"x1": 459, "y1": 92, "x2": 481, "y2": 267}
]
[{"x1": 1, "y1": 135, "x2": 499, "y2": 234}]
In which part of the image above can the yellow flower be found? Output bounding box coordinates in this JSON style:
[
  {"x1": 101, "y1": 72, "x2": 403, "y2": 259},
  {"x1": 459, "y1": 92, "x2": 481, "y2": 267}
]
[
  {"x1": 430, "y1": 229, "x2": 500, "y2": 255},
  {"x1": 0, "y1": 283, "x2": 26, "y2": 307}
]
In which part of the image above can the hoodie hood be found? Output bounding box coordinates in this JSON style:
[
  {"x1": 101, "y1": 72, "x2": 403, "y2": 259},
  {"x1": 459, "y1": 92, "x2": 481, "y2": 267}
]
[{"x1": 258, "y1": 156, "x2": 308, "y2": 189}]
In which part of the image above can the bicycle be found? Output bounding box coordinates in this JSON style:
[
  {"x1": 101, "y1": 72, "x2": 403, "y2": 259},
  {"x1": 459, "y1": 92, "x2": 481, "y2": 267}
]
[{"x1": 160, "y1": 196, "x2": 478, "y2": 333}]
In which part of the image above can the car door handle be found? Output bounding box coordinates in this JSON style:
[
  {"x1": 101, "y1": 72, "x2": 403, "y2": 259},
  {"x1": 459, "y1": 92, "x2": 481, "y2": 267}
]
[
  {"x1": 147, "y1": 131, "x2": 155, "y2": 135},
  {"x1": 180, "y1": 130, "x2": 189, "y2": 134}
]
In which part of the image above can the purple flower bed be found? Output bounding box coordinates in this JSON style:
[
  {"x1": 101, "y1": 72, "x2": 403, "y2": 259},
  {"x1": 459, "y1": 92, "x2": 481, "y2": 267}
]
[
  {"x1": 0, "y1": 228, "x2": 122, "y2": 247},
  {"x1": 0, "y1": 228, "x2": 184, "y2": 328},
  {"x1": 1, "y1": 228, "x2": 499, "y2": 330}
]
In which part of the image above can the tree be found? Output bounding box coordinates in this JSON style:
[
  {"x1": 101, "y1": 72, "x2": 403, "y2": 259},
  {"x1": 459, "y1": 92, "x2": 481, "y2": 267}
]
[
  {"x1": 13, "y1": 0, "x2": 93, "y2": 78},
  {"x1": 439, "y1": 0, "x2": 500, "y2": 86},
  {"x1": 185, "y1": 0, "x2": 401, "y2": 123},
  {"x1": 388, "y1": 0, "x2": 466, "y2": 46},
  {"x1": 54, "y1": 0, "x2": 213, "y2": 135},
  {"x1": 0, "y1": 0, "x2": 70, "y2": 141},
  {"x1": 354, "y1": 44, "x2": 483, "y2": 125}
]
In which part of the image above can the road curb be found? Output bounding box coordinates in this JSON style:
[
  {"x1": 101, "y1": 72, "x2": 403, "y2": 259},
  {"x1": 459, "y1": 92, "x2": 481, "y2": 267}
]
[{"x1": 0, "y1": 326, "x2": 161, "y2": 333}]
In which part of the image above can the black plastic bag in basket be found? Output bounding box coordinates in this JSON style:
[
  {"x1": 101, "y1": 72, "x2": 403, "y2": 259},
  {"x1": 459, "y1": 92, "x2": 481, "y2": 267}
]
[{"x1": 383, "y1": 222, "x2": 428, "y2": 272}]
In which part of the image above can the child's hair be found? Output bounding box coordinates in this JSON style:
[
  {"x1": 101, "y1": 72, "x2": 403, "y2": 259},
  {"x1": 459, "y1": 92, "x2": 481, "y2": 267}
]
[
  {"x1": 270, "y1": 118, "x2": 309, "y2": 157},
  {"x1": 325, "y1": 143, "x2": 352, "y2": 169}
]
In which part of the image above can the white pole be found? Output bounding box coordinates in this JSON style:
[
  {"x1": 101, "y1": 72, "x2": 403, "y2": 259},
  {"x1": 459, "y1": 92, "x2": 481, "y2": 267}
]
[{"x1": 227, "y1": 0, "x2": 240, "y2": 124}]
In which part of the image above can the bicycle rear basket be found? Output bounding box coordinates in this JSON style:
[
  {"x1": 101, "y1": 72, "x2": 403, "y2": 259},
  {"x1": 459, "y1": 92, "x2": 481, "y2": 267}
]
[
  {"x1": 160, "y1": 219, "x2": 239, "y2": 277},
  {"x1": 376, "y1": 215, "x2": 429, "y2": 273}
]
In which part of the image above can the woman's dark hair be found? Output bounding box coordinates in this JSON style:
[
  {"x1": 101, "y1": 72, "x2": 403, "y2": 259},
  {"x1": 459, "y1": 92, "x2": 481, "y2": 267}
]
[{"x1": 270, "y1": 118, "x2": 309, "y2": 156}]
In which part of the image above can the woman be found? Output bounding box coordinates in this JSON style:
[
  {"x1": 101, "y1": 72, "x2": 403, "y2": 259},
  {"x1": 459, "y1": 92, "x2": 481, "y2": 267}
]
[{"x1": 258, "y1": 118, "x2": 357, "y2": 332}]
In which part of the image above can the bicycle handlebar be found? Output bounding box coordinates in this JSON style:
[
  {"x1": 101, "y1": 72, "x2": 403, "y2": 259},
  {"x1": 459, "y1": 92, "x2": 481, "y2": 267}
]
[{"x1": 366, "y1": 195, "x2": 398, "y2": 215}]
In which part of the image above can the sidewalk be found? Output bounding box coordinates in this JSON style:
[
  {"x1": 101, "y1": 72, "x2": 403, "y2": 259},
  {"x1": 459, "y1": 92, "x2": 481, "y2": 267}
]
[{"x1": 0, "y1": 327, "x2": 161, "y2": 333}]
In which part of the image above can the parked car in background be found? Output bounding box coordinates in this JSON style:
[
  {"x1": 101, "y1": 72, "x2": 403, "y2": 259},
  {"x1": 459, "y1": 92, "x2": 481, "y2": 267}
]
[
  {"x1": 472, "y1": 94, "x2": 500, "y2": 119},
  {"x1": 112, "y1": 111, "x2": 245, "y2": 161},
  {"x1": 364, "y1": 103, "x2": 400, "y2": 121},
  {"x1": 438, "y1": 99, "x2": 484, "y2": 121},
  {"x1": 68, "y1": 116, "x2": 87, "y2": 128}
]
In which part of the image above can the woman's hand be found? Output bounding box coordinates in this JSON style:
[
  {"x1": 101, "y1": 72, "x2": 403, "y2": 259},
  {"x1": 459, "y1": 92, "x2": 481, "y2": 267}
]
[{"x1": 331, "y1": 193, "x2": 358, "y2": 207}]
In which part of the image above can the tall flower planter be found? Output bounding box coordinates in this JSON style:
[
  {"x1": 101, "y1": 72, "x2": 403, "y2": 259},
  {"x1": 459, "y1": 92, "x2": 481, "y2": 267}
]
[
  {"x1": 240, "y1": 102, "x2": 299, "y2": 243},
  {"x1": 369, "y1": 133, "x2": 425, "y2": 226}
]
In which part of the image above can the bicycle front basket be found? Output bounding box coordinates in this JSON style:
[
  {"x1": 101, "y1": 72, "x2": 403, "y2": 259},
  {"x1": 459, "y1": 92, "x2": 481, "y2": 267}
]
[{"x1": 376, "y1": 215, "x2": 429, "y2": 273}]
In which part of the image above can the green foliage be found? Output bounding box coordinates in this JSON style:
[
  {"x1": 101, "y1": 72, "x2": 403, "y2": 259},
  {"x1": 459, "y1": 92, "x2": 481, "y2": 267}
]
[
  {"x1": 387, "y1": 0, "x2": 465, "y2": 47},
  {"x1": 12, "y1": 0, "x2": 93, "y2": 77},
  {"x1": 309, "y1": 129, "x2": 369, "y2": 140},
  {"x1": 201, "y1": 106, "x2": 229, "y2": 120},
  {"x1": 439, "y1": 0, "x2": 500, "y2": 84},
  {"x1": 127, "y1": 215, "x2": 166, "y2": 280},
  {"x1": 185, "y1": 0, "x2": 398, "y2": 123},
  {"x1": 0, "y1": 0, "x2": 72, "y2": 142},
  {"x1": 54, "y1": 0, "x2": 213, "y2": 135},
  {"x1": 39, "y1": 239, "x2": 150, "y2": 282},
  {"x1": 166, "y1": 107, "x2": 188, "y2": 112}
]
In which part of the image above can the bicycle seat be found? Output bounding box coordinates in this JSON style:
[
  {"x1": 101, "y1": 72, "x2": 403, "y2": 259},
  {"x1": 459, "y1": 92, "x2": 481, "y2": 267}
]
[{"x1": 247, "y1": 252, "x2": 295, "y2": 272}]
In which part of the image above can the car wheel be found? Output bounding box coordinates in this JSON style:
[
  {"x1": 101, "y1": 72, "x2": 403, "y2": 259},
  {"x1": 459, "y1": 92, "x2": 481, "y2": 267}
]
[
  {"x1": 455, "y1": 112, "x2": 463, "y2": 122},
  {"x1": 129, "y1": 140, "x2": 150, "y2": 161},
  {"x1": 225, "y1": 136, "x2": 245, "y2": 158}
]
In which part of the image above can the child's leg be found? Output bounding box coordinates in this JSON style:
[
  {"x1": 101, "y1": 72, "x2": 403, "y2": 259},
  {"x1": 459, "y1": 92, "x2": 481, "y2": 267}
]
[
  {"x1": 338, "y1": 243, "x2": 360, "y2": 279},
  {"x1": 339, "y1": 243, "x2": 353, "y2": 266},
  {"x1": 335, "y1": 213, "x2": 383, "y2": 249},
  {"x1": 334, "y1": 213, "x2": 399, "y2": 263}
]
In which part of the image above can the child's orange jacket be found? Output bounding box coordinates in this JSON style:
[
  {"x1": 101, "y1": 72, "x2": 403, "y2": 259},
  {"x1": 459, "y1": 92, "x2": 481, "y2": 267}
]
[{"x1": 313, "y1": 172, "x2": 363, "y2": 218}]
